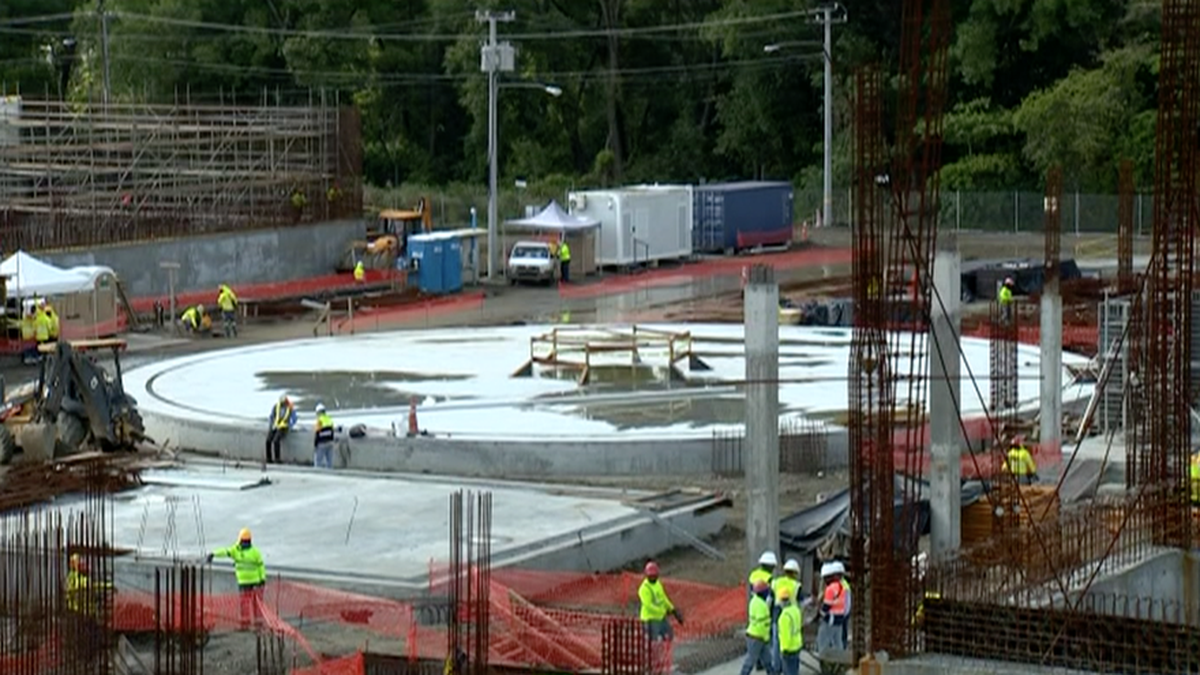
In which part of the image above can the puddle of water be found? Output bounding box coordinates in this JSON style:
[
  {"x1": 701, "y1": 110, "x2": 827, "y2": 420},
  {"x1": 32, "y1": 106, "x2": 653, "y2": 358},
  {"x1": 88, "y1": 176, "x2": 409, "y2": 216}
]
[
  {"x1": 569, "y1": 396, "x2": 792, "y2": 431},
  {"x1": 258, "y1": 370, "x2": 475, "y2": 410}
]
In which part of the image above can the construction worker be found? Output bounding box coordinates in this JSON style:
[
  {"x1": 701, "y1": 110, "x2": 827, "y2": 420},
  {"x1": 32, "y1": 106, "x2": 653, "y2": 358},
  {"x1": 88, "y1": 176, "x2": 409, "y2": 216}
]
[
  {"x1": 20, "y1": 304, "x2": 37, "y2": 364},
  {"x1": 1190, "y1": 452, "x2": 1200, "y2": 505},
  {"x1": 776, "y1": 586, "x2": 803, "y2": 675},
  {"x1": 42, "y1": 299, "x2": 59, "y2": 341},
  {"x1": 1002, "y1": 437, "x2": 1038, "y2": 484},
  {"x1": 748, "y1": 551, "x2": 777, "y2": 673},
  {"x1": 65, "y1": 553, "x2": 112, "y2": 662},
  {"x1": 217, "y1": 284, "x2": 238, "y2": 338},
  {"x1": 738, "y1": 580, "x2": 776, "y2": 675},
  {"x1": 770, "y1": 559, "x2": 803, "y2": 673},
  {"x1": 558, "y1": 238, "x2": 572, "y2": 283},
  {"x1": 638, "y1": 561, "x2": 683, "y2": 674},
  {"x1": 33, "y1": 300, "x2": 51, "y2": 347},
  {"x1": 206, "y1": 528, "x2": 266, "y2": 630},
  {"x1": 265, "y1": 395, "x2": 297, "y2": 464},
  {"x1": 818, "y1": 561, "x2": 848, "y2": 653},
  {"x1": 998, "y1": 277, "x2": 1016, "y2": 305},
  {"x1": 313, "y1": 403, "x2": 336, "y2": 469},
  {"x1": 354, "y1": 260, "x2": 366, "y2": 283},
  {"x1": 180, "y1": 304, "x2": 205, "y2": 334}
]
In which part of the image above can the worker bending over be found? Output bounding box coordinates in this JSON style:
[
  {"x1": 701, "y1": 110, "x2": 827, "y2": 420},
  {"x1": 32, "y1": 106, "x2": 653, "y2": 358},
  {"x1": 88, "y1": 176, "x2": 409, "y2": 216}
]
[
  {"x1": 638, "y1": 561, "x2": 683, "y2": 674},
  {"x1": 180, "y1": 304, "x2": 207, "y2": 334},
  {"x1": 217, "y1": 284, "x2": 238, "y2": 338},
  {"x1": 265, "y1": 395, "x2": 297, "y2": 464},
  {"x1": 1003, "y1": 437, "x2": 1038, "y2": 485},
  {"x1": 207, "y1": 528, "x2": 266, "y2": 630},
  {"x1": 776, "y1": 586, "x2": 804, "y2": 675},
  {"x1": 739, "y1": 580, "x2": 777, "y2": 675}
]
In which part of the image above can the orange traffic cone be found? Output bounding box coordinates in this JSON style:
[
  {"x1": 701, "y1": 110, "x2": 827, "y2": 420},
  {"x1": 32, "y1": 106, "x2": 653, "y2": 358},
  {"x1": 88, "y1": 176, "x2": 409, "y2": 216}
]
[{"x1": 408, "y1": 397, "x2": 419, "y2": 437}]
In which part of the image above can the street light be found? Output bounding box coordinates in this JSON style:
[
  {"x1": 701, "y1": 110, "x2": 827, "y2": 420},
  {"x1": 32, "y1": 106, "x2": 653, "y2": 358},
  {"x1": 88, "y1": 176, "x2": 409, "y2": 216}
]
[
  {"x1": 500, "y1": 82, "x2": 563, "y2": 97},
  {"x1": 765, "y1": 3, "x2": 845, "y2": 230}
]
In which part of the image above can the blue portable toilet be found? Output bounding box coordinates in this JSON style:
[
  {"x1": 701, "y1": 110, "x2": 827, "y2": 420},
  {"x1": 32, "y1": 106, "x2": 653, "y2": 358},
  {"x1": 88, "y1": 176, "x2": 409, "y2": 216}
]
[
  {"x1": 442, "y1": 236, "x2": 463, "y2": 293},
  {"x1": 408, "y1": 233, "x2": 445, "y2": 294}
]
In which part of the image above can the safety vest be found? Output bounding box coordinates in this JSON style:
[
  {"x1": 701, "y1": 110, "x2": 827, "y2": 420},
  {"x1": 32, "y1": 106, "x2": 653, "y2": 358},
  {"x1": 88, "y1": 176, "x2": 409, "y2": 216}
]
[
  {"x1": 315, "y1": 412, "x2": 335, "y2": 445},
  {"x1": 998, "y1": 285, "x2": 1014, "y2": 305},
  {"x1": 354, "y1": 262, "x2": 365, "y2": 282},
  {"x1": 1190, "y1": 460, "x2": 1200, "y2": 503},
  {"x1": 218, "y1": 287, "x2": 236, "y2": 312},
  {"x1": 182, "y1": 306, "x2": 199, "y2": 328},
  {"x1": 771, "y1": 575, "x2": 798, "y2": 604},
  {"x1": 272, "y1": 401, "x2": 294, "y2": 430},
  {"x1": 559, "y1": 242, "x2": 571, "y2": 262},
  {"x1": 20, "y1": 315, "x2": 34, "y2": 340},
  {"x1": 638, "y1": 578, "x2": 674, "y2": 622},
  {"x1": 746, "y1": 594, "x2": 771, "y2": 641},
  {"x1": 66, "y1": 570, "x2": 111, "y2": 616},
  {"x1": 823, "y1": 580, "x2": 847, "y2": 616},
  {"x1": 841, "y1": 578, "x2": 852, "y2": 615},
  {"x1": 213, "y1": 543, "x2": 266, "y2": 587},
  {"x1": 33, "y1": 310, "x2": 50, "y2": 342},
  {"x1": 778, "y1": 602, "x2": 803, "y2": 653},
  {"x1": 1004, "y1": 446, "x2": 1036, "y2": 476}
]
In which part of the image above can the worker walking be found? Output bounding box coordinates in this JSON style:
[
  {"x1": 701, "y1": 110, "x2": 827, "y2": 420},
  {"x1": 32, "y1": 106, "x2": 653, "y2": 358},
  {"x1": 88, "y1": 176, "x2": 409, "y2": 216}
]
[
  {"x1": 638, "y1": 561, "x2": 683, "y2": 674},
  {"x1": 1002, "y1": 437, "x2": 1038, "y2": 484},
  {"x1": 313, "y1": 403, "x2": 336, "y2": 469},
  {"x1": 206, "y1": 528, "x2": 266, "y2": 631},
  {"x1": 217, "y1": 284, "x2": 238, "y2": 338},
  {"x1": 776, "y1": 586, "x2": 803, "y2": 675},
  {"x1": 558, "y1": 239, "x2": 571, "y2": 283},
  {"x1": 817, "y1": 562, "x2": 848, "y2": 653},
  {"x1": 265, "y1": 395, "x2": 297, "y2": 464},
  {"x1": 738, "y1": 580, "x2": 777, "y2": 675}
]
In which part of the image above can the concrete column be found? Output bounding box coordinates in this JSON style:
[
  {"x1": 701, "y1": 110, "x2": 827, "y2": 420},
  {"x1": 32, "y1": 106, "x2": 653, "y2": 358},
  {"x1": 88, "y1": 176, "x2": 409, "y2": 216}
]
[
  {"x1": 1040, "y1": 276, "x2": 1063, "y2": 462},
  {"x1": 744, "y1": 265, "x2": 780, "y2": 568},
  {"x1": 929, "y1": 236, "x2": 962, "y2": 556}
]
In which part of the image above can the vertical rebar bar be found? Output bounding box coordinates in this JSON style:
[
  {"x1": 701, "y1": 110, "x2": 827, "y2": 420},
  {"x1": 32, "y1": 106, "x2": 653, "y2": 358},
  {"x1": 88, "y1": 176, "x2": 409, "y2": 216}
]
[{"x1": 1117, "y1": 159, "x2": 1135, "y2": 294}]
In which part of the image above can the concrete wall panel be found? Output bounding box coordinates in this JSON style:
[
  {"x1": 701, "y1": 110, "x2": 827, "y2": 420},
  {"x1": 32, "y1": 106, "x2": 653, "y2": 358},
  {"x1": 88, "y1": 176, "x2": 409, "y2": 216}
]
[{"x1": 41, "y1": 219, "x2": 366, "y2": 297}]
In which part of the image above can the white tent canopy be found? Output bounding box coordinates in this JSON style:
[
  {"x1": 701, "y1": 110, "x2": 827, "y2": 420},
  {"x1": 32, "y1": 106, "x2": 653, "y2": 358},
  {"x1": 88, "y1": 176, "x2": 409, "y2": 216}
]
[
  {"x1": 0, "y1": 250, "x2": 99, "y2": 298},
  {"x1": 505, "y1": 200, "x2": 600, "y2": 231}
]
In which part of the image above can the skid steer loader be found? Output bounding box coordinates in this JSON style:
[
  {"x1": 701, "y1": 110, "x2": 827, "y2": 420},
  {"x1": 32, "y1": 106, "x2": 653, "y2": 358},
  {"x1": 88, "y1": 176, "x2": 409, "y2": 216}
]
[{"x1": 0, "y1": 338, "x2": 150, "y2": 465}]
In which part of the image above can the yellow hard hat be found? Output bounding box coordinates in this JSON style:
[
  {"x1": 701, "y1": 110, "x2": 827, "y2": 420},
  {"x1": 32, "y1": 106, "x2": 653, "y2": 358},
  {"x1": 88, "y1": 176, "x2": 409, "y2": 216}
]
[
  {"x1": 238, "y1": 528, "x2": 252, "y2": 542},
  {"x1": 777, "y1": 586, "x2": 792, "y2": 601}
]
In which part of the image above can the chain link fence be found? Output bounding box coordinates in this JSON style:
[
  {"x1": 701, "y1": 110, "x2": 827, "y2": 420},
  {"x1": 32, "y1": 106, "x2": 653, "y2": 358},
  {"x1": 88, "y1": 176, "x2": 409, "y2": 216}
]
[{"x1": 368, "y1": 184, "x2": 1152, "y2": 236}]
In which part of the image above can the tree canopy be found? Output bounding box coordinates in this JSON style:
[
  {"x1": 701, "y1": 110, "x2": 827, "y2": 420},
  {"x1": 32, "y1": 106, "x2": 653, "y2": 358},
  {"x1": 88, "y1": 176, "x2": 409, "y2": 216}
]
[{"x1": 0, "y1": 0, "x2": 1163, "y2": 193}]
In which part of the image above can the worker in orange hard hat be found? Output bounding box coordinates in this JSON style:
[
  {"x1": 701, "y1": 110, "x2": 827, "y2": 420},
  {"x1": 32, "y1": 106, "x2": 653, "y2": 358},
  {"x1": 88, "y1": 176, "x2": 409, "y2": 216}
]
[
  {"x1": 639, "y1": 561, "x2": 683, "y2": 674},
  {"x1": 265, "y1": 394, "x2": 297, "y2": 465},
  {"x1": 207, "y1": 528, "x2": 267, "y2": 631}
]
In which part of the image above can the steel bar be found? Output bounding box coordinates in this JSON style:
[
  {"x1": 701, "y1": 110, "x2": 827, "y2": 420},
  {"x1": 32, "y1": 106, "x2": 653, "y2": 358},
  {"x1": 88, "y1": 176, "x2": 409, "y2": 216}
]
[{"x1": 1117, "y1": 159, "x2": 1136, "y2": 294}]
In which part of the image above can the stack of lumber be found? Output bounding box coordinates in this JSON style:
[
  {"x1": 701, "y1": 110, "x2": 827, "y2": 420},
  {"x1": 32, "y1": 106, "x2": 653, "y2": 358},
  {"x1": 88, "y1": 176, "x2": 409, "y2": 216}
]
[{"x1": 961, "y1": 486, "x2": 1061, "y2": 567}]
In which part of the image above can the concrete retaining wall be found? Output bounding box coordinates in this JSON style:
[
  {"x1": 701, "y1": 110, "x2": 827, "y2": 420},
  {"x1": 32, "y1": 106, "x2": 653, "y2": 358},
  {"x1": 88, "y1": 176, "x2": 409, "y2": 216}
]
[
  {"x1": 42, "y1": 219, "x2": 366, "y2": 297},
  {"x1": 144, "y1": 411, "x2": 850, "y2": 478}
]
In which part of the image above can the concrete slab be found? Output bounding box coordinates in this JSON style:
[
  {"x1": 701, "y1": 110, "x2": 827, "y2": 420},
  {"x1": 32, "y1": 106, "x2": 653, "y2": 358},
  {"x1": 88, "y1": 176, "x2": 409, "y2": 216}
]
[{"x1": 47, "y1": 463, "x2": 727, "y2": 596}]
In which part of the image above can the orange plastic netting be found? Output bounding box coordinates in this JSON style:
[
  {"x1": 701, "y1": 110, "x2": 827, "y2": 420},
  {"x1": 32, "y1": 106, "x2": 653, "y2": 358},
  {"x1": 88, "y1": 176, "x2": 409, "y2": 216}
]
[{"x1": 111, "y1": 567, "x2": 746, "y2": 674}]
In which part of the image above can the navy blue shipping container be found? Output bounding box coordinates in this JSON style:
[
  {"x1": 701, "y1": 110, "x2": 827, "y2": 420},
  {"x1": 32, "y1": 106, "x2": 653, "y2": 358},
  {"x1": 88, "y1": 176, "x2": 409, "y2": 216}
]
[
  {"x1": 408, "y1": 233, "x2": 463, "y2": 294},
  {"x1": 691, "y1": 181, "x2": 794, "y2": 253}
]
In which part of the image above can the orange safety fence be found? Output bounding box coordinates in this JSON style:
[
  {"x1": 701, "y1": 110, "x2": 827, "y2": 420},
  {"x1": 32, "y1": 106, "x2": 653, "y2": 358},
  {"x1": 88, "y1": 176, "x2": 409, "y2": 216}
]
[{"x1": 105, "y1": 567, "x2": 746, "y2": 675}]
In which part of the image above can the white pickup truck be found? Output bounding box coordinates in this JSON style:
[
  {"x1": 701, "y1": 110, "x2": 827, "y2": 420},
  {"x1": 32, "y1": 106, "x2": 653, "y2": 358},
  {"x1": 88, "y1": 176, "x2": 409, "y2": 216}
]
[{"x1": 506, "y1": 241, "x2": 556, "y2": 285}]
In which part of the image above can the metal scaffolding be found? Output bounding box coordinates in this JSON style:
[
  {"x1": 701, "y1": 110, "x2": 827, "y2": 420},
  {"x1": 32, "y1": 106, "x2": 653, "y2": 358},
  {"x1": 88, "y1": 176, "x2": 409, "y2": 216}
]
[{"x1": 0, "y1": 95, "x2": 362, "y2": 251}]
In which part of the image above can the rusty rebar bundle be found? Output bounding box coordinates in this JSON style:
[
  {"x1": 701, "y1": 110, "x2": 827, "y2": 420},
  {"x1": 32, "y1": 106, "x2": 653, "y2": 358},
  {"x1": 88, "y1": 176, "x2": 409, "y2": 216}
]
[
  {"x1": 155, "y1": 564, "x2": 207, "y2": 675},
  {"x1": 1117, "y1": 159, "x2": 1136, "y2": 294},
  {"x1": 1129, "y1": 0, "x2": 1200, "y2": 550},
  {"x1": 447, "y1": 491, "x2": 492, "y2": 675}
]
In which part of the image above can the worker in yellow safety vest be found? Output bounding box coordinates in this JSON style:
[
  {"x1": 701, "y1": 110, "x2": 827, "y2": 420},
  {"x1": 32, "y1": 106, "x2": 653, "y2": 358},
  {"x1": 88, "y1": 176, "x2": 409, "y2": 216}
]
[
  {"x1": 1190, "y1": 452, "x2": 1200, "y2": 505},
  {"x1": 206, "y1": 528, "x2": 267, "y2": 630},
  {"x1": 769, "y1": 559, "x2": 803, "y2": 674},
  {"x1": 180, "y1": 304, "x2": 205, "y2": 334},
  {"x1": 998, "y1": 277, "x2": 1015, "y2": 305},
  {"x1": 776, "y1": 586, "x2": 803, "y2": 675},
  {"x1": 739, "y1": 580, "x2": 775, "y2": 675},
  {"x1": 558, "y1": 239, "x2": 572, "y2": 283},
  {"x1": 33, "y1": 302, "x2": 51, "y2": 348},
  {"x1": 1002, "y1": 438, "x2": 1039, "y2": 484},
  {"x1": 65, "y1": 553, "x2": 113, "y2": 662},
  {"x1": 354, "y1": 260, "x2": 366, "y2": 283},
  {"x1": 265, "y1": 394, "x2": 297, "y2": 465},
  {"x1": 40, "y1": 299, "x2": 60, "y2": 341},
  {"x1": 20, "y1": 304, "x2": 37, "y2": 364},
  {"x1": 217, "y1": 284, "x2": 238, "y2": 338},
  {"x1": 639, "y1": 560, "x2": 683, "y2": 674}
]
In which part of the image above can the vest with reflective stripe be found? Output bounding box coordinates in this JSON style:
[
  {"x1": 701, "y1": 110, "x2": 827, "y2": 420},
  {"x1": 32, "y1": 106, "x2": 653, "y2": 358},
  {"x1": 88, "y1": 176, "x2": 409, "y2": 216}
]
[
  {"x1": 778, "y1": 603, "x2": 803, "y2": 653},
  {"x1": 746, "y1": 594, "x2": 771, "y2": 641},
  {"x1": 215, "y1": 543, "x2": 266, "y2": 587},
  {"x1": 638, "y1": 578, "x2": 674, "y2": 622}
]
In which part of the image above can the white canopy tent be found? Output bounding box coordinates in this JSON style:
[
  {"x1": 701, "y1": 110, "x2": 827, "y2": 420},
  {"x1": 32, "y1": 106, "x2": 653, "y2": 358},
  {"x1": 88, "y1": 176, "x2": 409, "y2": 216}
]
[
  {"x1": 504, "y1": 200, "x2": 600, "y2": 276},
  {"x1": 0, "y1": 250, "x2": 94, "y2": 298}
]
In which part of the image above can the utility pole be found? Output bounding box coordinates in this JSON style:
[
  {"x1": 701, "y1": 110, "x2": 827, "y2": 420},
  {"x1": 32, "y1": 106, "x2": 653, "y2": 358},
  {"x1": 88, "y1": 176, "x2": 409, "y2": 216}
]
[
  {"x1": 809, "y1": 4, "x2": 846, "y2": 229},
  {"x1": 98, "y1": 0, "x2": 111, "y2": 105},
  {"x1": 477, "y1": 10, "x2": 516, "y2": 281}
]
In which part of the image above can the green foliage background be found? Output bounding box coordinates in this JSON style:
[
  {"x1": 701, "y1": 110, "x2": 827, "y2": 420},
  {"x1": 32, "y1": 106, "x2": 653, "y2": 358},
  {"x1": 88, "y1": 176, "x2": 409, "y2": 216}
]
[{"x1": 0, "y1": 0, "x2": 1163, "y2": 206}]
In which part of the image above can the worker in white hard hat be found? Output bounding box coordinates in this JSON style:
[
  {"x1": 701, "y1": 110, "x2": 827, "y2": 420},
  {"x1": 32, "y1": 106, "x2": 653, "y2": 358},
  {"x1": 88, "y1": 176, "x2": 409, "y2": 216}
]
[
  {"x1": 313, "y1": 403, "x2": 336, "y2": 469},
  {"x1": 769, "y1": 559, "x2": 804, "y2": 674},
  {"x1": 817, "y1": 561, "x2": 848, "y2": 653},
  {"x1": 747, "y1": 551, "x2": 778, "y2": 674}
]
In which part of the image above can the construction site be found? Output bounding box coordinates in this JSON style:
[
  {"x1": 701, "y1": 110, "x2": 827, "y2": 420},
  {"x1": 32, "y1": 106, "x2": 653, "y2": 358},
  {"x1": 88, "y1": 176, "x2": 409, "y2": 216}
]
[{"x1": 1, "y1": 1, "x2": 1199, "y2": 674}]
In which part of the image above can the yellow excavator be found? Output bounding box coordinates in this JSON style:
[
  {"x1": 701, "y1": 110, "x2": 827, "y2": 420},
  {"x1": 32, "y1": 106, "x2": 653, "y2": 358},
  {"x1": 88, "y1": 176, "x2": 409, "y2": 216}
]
[{"x1": 339, "y1": 197, "x2": 433, "y2": 273}]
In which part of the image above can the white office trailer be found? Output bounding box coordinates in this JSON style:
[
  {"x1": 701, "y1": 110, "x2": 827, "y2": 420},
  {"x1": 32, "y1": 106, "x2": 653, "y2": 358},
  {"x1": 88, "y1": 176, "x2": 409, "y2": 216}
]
[{"x1": 567, "y1": 185, "x2": 694, "y2": 267}]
